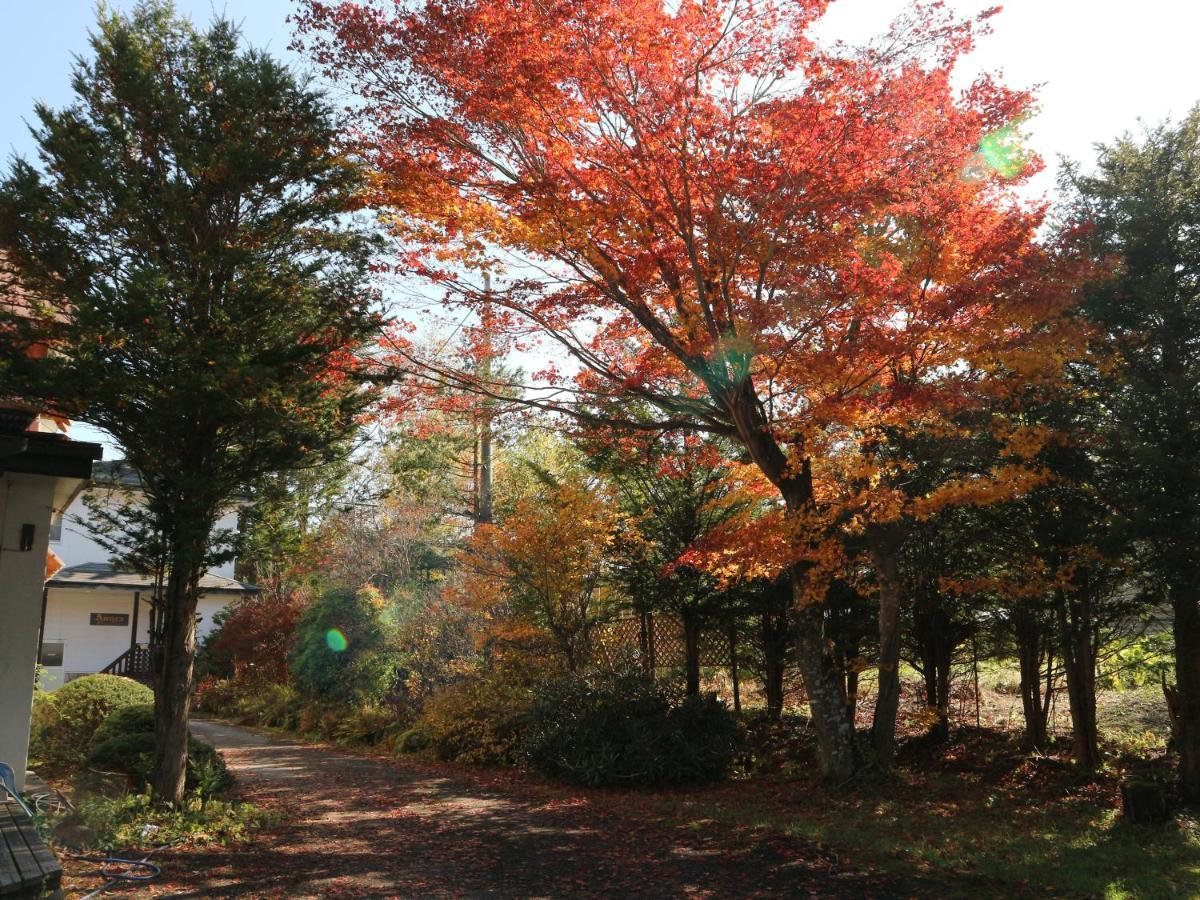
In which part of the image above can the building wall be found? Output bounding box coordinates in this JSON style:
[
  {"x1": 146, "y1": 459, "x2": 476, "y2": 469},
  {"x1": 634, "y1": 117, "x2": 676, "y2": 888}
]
[
  {"x1": 0, "y1": 473, "x2": 60, "y2": 790},
  {"x1": 39, "y1": 588, "x2": 234, "y2": 691},
  {"x1": 51, "y1": 485, "x2": 240, "y2": 578}
]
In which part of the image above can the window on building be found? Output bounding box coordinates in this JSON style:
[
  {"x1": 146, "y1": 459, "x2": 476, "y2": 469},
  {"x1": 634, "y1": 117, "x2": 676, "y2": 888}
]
[
  {"x1": 39, "y1": 642, "x2": 64, "y2": 667},
  {"x1": 48, "y1": 514, "x2": 62, "y2": 543}
]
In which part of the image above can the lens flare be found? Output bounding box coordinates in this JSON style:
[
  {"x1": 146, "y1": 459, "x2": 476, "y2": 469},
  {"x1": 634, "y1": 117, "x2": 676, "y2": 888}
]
[
  {"x1": 973, "y1": 123, "x2": 1028, "y2": 180},
  {"x1": 325, "y1": 628, "x2": 348, "y2": 652}
]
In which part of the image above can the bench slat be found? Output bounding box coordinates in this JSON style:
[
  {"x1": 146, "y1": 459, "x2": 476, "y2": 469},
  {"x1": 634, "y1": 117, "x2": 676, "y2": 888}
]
[
  {"x1": 0, "y1": 807, "x2": 42, "y2": 891},
  {"x1": 0, "y1": 798, "x2": 61, "y2": 896}
]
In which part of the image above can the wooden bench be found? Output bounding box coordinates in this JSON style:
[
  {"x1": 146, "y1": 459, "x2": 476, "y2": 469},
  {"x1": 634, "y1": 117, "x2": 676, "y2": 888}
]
[{"x1": 0, "y1": 790, "x2": 61, "y2": 898}]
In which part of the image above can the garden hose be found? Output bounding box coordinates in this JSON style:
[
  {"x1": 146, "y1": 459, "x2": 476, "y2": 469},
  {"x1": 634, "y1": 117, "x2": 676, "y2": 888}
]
[{"x1": 70, "y1": 840, "x2": 178, "y2": 899}]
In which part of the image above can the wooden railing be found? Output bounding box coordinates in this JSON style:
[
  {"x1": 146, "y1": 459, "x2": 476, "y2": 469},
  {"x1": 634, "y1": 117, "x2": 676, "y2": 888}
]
[{"x1": 100, "y1": 644, "x2": 154, "y2": 685}]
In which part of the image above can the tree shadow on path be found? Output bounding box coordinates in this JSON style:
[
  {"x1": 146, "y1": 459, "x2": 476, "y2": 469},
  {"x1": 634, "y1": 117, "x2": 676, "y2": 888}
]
[{"x1": 134, "y1": 720, "x2": 972, "y2": 898}]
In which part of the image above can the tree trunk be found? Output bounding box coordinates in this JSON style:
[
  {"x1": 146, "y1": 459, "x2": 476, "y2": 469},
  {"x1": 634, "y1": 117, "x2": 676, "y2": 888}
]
[
  {"x1": 761, "y1": 579, "x2": 789, "y2": 720},
  {"x1": 914, "y1": 591, "x2": 955, "y2": 742},
  {"x1": 1173, "y1": 584, "x2": 1200, "y2": 802},
  {"x1": 1014, "y1": 605, "x2": 1051, "y2": 752},
  {"x1": 1056, "y1": 589, "x2": 1100, "y2": 768},
  {"x1": 763, "y1": 620, "x2": 786, "y2": 720},
  {"x1": 683, "y1": 612, "x2": 701, "y2": 697},
  {"x1": 721, "y1": 401, "x2": 858, "y2": 779},
  {"x1": 150, "y1": 541, "x2": 205, "y2": 807},
  {"x1": 869, "y1": 533, "x2": 903, "y2": 767},
  {"x1": 791, "y1": 573, "x2": 859, "y2": 782}
]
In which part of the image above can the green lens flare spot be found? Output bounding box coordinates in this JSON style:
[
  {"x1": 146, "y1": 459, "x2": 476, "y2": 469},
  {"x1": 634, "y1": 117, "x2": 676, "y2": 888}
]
[
  {"x1": 977, "y1": 124, "x2": 1027, "y2": 179},
  {"x1": 325, "y1": 628, "x2": 348, "y2": 652}
]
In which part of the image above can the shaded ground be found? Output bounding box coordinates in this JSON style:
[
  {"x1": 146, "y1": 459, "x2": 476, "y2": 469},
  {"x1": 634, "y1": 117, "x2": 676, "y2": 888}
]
[{"x1": 105, "y1": 720, "x2": 937, "y2": 898}]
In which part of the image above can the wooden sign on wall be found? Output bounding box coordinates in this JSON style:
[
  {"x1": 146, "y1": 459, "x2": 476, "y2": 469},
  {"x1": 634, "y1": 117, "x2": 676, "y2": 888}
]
[{"x1": 89, "y1": 612, "x2": 129, "y2": 626}]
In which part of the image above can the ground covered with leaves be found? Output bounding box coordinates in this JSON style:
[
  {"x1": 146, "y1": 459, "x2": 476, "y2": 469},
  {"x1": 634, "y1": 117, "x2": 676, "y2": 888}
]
[
  {"x1": 57, "y1": 712, "x2": 1197, "y2": 899},
  {"x1": 58, "y1": 719, "x2": 968, "y2": 898}
]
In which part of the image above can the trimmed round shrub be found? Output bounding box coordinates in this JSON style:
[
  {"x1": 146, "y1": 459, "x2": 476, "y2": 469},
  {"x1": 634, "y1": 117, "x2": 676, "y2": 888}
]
[
  {"x1": 521, "y1": 669, "x2": 740, "y2": 787},
  {"x1": 86, "y1": 703, "x2": 232, "y2": 798},
  {"x1": 91, "y1": 703, "x2": 155, "y2": 747},
  {"x1": 30, "y1": 675, "x2": 153, "y2": 773}
]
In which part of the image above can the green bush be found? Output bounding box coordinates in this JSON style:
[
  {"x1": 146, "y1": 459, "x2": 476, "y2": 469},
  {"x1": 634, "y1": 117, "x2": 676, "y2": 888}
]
[
  {"x1": 30, "y1": 675, "x2": 153, "y2": 773},
  {"x1": 86, "y1": 703, "x2": 233, "y2": 798},
  {"x1": 394, "y1": 721, "x2": 433, "y2": 755},
  {"x1": 521, "y1": 669, "x2": 740, "y2": 787},
  {"x1": 421, "y1": 673, "x2": 531, "y2": 765},
  {"x1": 290, "y1": 586, "x2": 395, "y2": 705},
  {"x1": 91, "y1": 703, "x2": 155, "y2": 746}
]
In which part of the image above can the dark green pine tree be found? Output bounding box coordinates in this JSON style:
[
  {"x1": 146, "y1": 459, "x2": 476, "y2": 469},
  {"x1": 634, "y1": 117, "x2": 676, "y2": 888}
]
[
  {"x1": 1062, "y1": 108, "x2": 1200, "y2": 799},
  {"x1": 0, "y1": 2, "x2": 380, "y2": 805}
]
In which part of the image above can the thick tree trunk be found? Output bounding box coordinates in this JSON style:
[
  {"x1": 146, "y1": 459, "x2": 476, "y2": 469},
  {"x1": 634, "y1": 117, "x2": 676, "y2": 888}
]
[
  {"x1": 721, "y1": 386, "x2": 858, "y2": 780},
  {"x1": 150, "y1": 542, "x2": 204, "y2": 807},
  {"x1": 792, "y1": 574, "x2": 859, "y2": 782},
  {"x1": 683, "y1": 612, "x2": 701, "y2": 697},
  {"x1": 1056, "y1": 590, "x2": 1100, "y2": 768},
  {"x1": 1173, "y1": 584, "x2": 1200, "y2": 802},
  {"x1": 869, "y1": 533, "x2": 903, "y2": 767},
  {"x1": 1014, "y1": 606, "x2": 1052, "y2": 752}
]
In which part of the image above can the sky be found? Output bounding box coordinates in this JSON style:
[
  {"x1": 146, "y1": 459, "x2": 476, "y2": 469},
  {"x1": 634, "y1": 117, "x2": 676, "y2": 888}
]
[{"x1": 2, "y1": 0, "x2": 1199, "y2": 451}]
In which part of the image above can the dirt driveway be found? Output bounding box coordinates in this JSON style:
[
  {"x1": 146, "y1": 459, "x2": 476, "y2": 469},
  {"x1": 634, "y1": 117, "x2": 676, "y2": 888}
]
[{"x1": 112, "y1": 720, "x2": 929, "y2": 898}]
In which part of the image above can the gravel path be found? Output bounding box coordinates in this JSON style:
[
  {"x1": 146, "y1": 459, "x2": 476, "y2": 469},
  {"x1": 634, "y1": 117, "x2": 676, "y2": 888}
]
[{"x1": 123, "y1": 720, "x2": 928, "y2": 898}]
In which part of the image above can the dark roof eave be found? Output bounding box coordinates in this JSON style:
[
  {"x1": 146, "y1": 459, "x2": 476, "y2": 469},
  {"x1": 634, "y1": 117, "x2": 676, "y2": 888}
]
[
  {"x1": 0, "y1": 431, "x2": 102, "y2": 480},
  {"x1": 46, "y1": 580, "x2": 261, "y2": 595}
]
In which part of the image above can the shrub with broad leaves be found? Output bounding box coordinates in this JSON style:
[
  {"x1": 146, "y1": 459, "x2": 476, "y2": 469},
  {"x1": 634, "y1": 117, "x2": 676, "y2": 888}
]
[{"x1": 521, "y1": 668, "x2": 740, "y2": 787}]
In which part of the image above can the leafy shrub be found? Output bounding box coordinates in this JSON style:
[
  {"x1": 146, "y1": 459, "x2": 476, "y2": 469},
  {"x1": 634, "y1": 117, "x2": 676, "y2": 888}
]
[
  {"x1": 91, "y1": 703, "x2": 155, "y2": 746},
  {"x1": 390, "y1": 594, "x2": 478, "y2": 711},
  {"x1": 239, "y1": 682, "x2": 302, "y2": 730},
  {"x1": 735, "y1": 711, "x2": 818, "y2": 777},
  {"x1": 86, "y1": 703, "x2": 233, "y2": 797},
  {"x1": 420, "y1": 673, "x2": 531, "y2": 765},
  {"x1": 199, "y1": 590, "x2": 308, "y2": 685},
  {"x1": 394, "y1": 721, "x2": 433, "y2": 755},
  {"x1": 332, "y1": 705, "x2": 404, "y2": 746},
  {"x1": 59, "y1": 790, "x2": 269, "y2": 852},
  {"x1": 194, "y1": 676, "x2": 239, "y2": 715},
  {"x1": 1098, "y1": 633, "x2": 1174, "y2": 691},
  {"x1": 30, "y1": 675, "x2": 153, "y2": 773},
  {"x1": 290, "y1": 586, "x2": 395, "y2": 705},
  {"x1": 521, "y1": 669, "x2": 740, "y2": 787}
]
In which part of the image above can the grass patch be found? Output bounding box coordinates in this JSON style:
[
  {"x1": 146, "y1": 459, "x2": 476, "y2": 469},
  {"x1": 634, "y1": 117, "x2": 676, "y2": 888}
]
[{"x1": 644, "y1": 727, "x2": 1200, "y2": 899}]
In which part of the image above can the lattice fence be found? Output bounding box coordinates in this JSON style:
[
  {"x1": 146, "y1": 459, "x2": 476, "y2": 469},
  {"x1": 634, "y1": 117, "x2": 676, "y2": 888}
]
[{"x1": 593, "y1": 615, "x2": 738, "y2": 670}]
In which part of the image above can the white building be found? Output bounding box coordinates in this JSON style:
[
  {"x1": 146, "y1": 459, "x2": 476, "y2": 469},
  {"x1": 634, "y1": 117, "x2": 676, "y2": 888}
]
[
  {"x1": 0, "y1": 406, "x2": 101, "y2": 789},
  {"x1": 37, "y1": 460, "x2": 259, "y2": 690}
]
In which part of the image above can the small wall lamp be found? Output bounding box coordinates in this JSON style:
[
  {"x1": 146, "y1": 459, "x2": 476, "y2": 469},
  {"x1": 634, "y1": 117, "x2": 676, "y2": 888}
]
[{"x1": 19, "y1": 523, "x2": 35, "y2": 552}]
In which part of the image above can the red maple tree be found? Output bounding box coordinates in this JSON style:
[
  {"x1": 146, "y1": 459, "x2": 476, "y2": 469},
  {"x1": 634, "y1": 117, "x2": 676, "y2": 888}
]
[{"x1": 296, "y1": 0, "x2": 1082, "y2": 779}]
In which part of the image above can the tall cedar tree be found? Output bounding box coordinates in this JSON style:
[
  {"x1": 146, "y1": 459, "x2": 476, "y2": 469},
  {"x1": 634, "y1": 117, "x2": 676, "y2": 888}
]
[
  {"x1": 297, "y1": 0, "x2": 1080, "y2": 779},
  {"x1": 1063, "y1": 110, "x2": 1200, "y2": 798},
  {"x1": 0, "y1": 3, "x2": 379, "y2": 805}
]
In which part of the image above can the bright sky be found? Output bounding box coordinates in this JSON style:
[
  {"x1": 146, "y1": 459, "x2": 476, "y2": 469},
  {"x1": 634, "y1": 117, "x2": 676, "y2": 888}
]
[{"x1": 3, "y1": 0, "x2": 1198, "y2": 451}]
